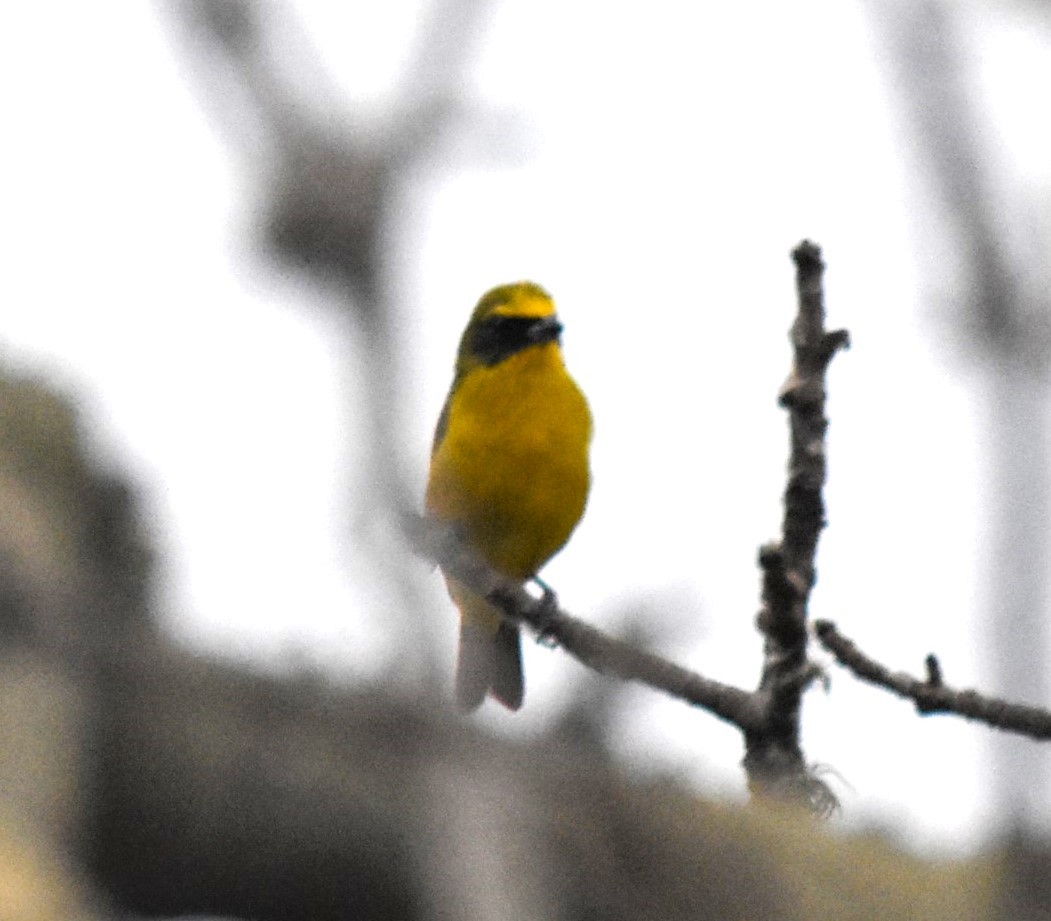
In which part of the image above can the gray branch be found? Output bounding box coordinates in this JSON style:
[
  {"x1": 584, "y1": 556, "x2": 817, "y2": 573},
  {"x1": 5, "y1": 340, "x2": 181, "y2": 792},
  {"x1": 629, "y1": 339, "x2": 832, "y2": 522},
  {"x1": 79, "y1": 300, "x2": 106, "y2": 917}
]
[{"x1": 409, "y1": 241, "x2": 849, "y2": 815}]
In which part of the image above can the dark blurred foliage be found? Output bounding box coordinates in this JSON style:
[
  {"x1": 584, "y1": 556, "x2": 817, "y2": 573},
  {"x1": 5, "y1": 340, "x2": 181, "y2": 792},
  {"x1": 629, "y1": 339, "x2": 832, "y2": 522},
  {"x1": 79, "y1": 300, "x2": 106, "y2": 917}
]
[
  {"x1": 0, "y1": 362, "x2": 1002, "y2": 916},
  {"x1": 0, "y1": 363, "x2": 1022, "y2": 919},
  {"x1": 0, "y1": 372, "x2": 156, "y2": 658}
]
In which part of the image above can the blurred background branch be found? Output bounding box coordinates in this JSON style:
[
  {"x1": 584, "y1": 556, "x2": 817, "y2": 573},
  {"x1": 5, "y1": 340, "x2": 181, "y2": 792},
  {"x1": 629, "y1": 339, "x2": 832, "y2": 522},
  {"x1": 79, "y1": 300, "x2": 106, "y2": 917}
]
[
  {"x1": 160, "y1": 0, "x2": 497, "y2": 690},
  {"x1": 868, "y1": 0, "x2": 1051, "y2": 828}
]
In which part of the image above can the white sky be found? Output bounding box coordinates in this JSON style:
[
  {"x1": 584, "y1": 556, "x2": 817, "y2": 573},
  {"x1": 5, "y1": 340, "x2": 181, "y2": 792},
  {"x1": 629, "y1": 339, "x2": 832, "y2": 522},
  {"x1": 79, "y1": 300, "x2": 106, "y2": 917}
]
[{"x1": 3, "y1": 0, "x2": 1051, "y2": 853}]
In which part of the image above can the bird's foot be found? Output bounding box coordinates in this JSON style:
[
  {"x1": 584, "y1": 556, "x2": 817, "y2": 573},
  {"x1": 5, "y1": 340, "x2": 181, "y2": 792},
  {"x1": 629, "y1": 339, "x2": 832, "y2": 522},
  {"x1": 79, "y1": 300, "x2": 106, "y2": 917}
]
[{"x1": 531, "y1": 577, "x2": 560, "y2": 647}]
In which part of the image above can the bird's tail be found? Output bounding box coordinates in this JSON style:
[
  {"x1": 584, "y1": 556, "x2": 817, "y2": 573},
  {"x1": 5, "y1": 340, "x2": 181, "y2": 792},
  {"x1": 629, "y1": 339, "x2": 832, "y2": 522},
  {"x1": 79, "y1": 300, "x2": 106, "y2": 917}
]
[{"x1": 453, "y1": 593, "x2": 524, "y2": 711}]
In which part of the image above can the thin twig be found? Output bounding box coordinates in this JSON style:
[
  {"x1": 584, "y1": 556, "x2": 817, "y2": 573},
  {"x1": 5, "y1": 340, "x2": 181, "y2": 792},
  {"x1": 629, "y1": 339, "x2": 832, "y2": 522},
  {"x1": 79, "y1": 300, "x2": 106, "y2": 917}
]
[{"x1": 815, "y1": 620, "x2": 1051, "y2": 740}]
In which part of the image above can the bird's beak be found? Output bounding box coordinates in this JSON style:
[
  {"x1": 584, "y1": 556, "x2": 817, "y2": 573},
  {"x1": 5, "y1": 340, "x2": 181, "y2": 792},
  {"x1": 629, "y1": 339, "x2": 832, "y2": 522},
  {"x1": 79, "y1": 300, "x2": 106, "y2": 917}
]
[{"x1": 528, "y1": 314, "x2": 563, "y2": 345}]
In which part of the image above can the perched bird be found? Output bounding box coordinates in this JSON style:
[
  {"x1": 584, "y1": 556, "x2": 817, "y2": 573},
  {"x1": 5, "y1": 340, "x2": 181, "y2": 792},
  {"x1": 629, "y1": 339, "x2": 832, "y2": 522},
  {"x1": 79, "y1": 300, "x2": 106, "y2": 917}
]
[{"x1": 425, "y1": 282, "x2": 592, "y2": 710}]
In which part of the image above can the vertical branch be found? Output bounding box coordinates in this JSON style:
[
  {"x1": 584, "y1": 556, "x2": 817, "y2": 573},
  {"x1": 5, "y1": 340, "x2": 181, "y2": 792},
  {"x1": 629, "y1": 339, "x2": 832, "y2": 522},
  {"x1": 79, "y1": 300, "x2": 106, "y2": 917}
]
[
  {"x1": 746, "y1": 241, "x2": 849, "y2": 807},
  {"x1": 780, "y1": 243, "x2": 847, "y2": 608}
]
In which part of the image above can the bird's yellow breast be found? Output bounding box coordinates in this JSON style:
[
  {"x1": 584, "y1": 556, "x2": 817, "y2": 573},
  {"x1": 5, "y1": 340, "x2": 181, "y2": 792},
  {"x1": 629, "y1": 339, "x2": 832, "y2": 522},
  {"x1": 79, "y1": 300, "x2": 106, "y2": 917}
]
[{"x1": 426, "y1": 341, "x2": 591, "y2": 579}]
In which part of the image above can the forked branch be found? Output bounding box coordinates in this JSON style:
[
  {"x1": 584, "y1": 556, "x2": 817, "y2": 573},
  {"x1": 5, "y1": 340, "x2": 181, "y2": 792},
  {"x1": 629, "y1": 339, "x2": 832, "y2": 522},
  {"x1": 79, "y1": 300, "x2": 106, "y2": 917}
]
[
  {"x1": 410, "y1": 242, "x2": 1051, "y2": 813},
  {"x1": 409, "y1": 241, "x2": 848, "y2": 815}
]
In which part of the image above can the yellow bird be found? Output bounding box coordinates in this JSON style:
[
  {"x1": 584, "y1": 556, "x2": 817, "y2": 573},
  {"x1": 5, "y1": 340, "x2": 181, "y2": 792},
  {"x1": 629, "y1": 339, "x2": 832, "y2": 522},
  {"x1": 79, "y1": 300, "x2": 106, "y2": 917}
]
[{"x1": 425, "y1": 282, "x2": 592, "y2": 710}]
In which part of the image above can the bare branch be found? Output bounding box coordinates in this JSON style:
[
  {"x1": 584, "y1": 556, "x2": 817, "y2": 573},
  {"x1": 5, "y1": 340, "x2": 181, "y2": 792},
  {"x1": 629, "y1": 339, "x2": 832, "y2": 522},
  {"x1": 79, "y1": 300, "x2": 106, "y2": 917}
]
[
  {"x1": 745, "y1": 241, "x2": 849, "y2": 807},
  {"x1": 815, "y1": 620, "x2": 1051, "y2": 741},
  {"x1": 406, "y1": 515, "x2": 763, "y2": 730}
]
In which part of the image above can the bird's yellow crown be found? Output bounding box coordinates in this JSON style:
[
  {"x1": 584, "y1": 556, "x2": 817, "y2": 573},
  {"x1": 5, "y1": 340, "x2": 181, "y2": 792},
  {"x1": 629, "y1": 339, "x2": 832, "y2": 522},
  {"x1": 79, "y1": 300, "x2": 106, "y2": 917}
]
[{"x1": 472, "y1": 281, "x2": 555, "y2": 320}]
